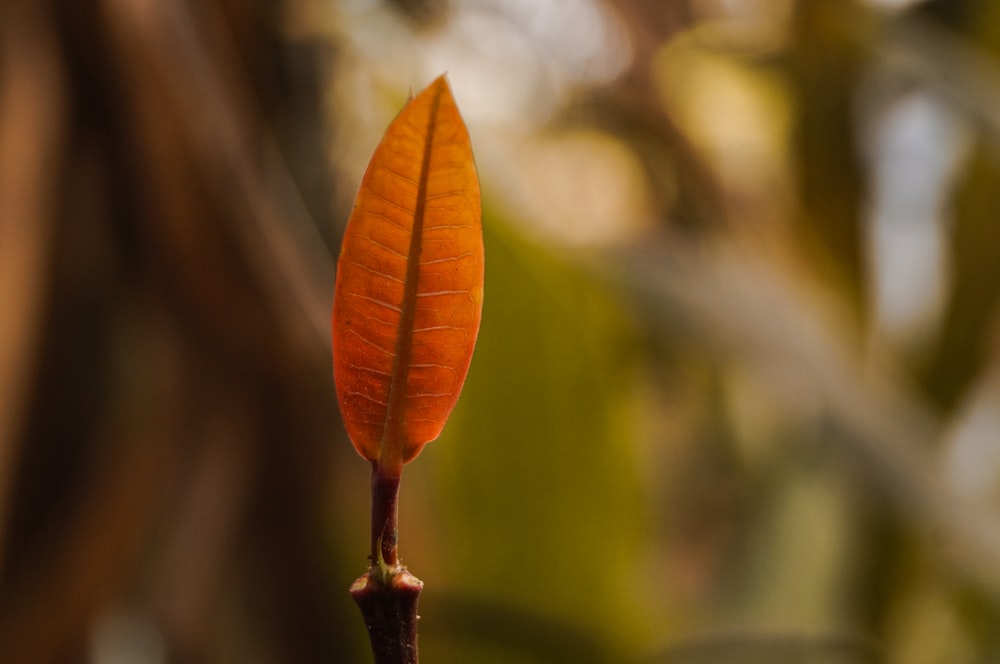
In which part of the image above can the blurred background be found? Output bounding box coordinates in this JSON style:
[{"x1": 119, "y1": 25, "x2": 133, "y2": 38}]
[{"x1": 3, "y1": 0, "x2": 1000, "y2": 662}]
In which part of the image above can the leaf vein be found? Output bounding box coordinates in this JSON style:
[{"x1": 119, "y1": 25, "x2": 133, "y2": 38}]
[
  {"x1": 345, "y1": 390, "x2": 388, "y2": 406},
  {"x1": 346, "y1": 292, "x2": 402, "y2": 313},
  {"x1": 348, "y1": 260, "x2": 405, "y2": 284},
  {"x1": 360, "y1": 235, "x2": 407, "y2": 259},
  {"x1": 420, "y1": 252, "x2": 475, "y2": 266},
  {"x1": 346, "y1": 328, "x2": 393, "y2": 355}
]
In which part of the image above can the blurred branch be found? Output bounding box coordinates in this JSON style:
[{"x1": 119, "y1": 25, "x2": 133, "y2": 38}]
[
  {"x1": 101, "y1": 0, "x2": 335, "y2": 356},
  {"x1": 606, "y1": 235, "x2": 1000, "y2": 607},
  {"x1": 0, "y1": 1, "x2": 64, "y2": 572}
]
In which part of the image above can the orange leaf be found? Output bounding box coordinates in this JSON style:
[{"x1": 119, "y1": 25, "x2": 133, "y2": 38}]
[{"x1": 332, "y1": 75, "x2": 483, "y2": 474}]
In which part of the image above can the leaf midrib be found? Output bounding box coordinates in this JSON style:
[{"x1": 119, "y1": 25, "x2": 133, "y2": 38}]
[{"x1": 378, "y1": 83, "x2": 443, "y2": 472}]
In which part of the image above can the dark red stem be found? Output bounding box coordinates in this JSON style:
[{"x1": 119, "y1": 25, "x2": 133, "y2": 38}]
[
  {"x1": 351, "y1": 463, "x2": 422, "y2": 664},
  {"x1": 370, "y1": 463, "x2": 400, "y2": 565}
]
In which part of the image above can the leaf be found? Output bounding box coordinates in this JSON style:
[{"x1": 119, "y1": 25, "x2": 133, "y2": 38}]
[{"x1": 332, "y1": 75, "x2": 483, "y2": 473}]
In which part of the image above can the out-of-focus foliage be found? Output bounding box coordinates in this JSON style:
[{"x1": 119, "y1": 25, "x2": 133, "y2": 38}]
[
  {"x1": 3, "y1": 0, "x2": 1000, "y2": 662},
  {"x1": 415, "y1": 220, "x2": 644, "y2": 662}
]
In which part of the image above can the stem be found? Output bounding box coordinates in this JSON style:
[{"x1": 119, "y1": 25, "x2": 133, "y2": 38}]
[
  {"x1": 351, "y1": 463, "x2": 423, "y2": 664},
  {"x1": 370, "y1": 463, "x2": 400, "y2": 566}
]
